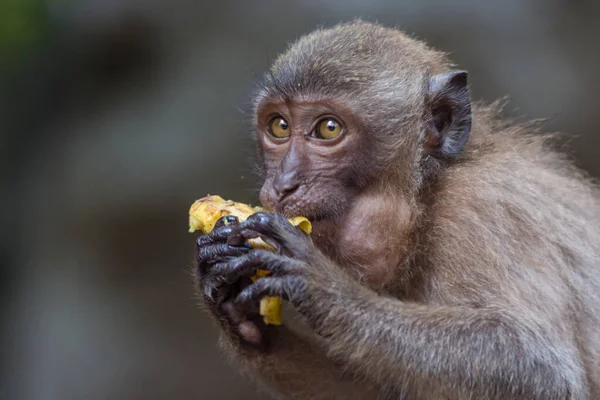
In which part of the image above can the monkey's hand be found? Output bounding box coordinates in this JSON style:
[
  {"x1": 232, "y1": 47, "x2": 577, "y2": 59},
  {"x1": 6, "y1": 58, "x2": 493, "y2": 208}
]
[
  {"x1": 213, "y1": 212, "x2": 359, "y2": 333},
  {"x1": 195, "y1": 216, "x2": 271, "y2": 350}
]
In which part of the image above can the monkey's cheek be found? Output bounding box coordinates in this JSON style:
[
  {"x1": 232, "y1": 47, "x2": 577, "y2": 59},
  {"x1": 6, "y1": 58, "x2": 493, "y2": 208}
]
[{"x1": 259, "y1": 186, "x2": 277, "y2": 211}]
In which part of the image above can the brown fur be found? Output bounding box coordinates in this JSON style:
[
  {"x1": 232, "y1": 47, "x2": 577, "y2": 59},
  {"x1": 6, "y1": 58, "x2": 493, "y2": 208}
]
[{"x1": 194, "y1": 20, "x2": 600, "y2": 399}]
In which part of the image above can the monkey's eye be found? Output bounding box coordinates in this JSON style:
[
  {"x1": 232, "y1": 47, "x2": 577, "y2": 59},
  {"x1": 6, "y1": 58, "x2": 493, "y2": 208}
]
[
  {"x1": 315, "y1": 118, "x2": 343, "y2": 139},
  {"x1": 268, "y1": 116, "x2": 290, "y2": 139}
]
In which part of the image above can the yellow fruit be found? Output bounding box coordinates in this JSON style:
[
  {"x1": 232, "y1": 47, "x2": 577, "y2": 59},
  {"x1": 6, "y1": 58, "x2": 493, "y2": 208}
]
[{"x1": 189, "y1": 195, "x2": 311, "y2": 325}]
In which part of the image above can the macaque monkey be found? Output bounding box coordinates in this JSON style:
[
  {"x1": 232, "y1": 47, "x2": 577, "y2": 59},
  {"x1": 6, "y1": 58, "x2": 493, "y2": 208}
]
[{"x1": 194, "y1": 21, "x2": 600, "y2": 399}]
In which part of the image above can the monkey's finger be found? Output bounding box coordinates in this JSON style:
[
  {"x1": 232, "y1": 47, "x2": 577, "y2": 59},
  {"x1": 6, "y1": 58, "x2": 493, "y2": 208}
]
[
  {"x1": 228, "y1": 215, "x2": 310, "y2": 255},
  {"x1": 201, "y1": 286, "x2": 231, "y2": 318},
  {"x1": 196, "y1": 228, "x2": 233, "y2": 247},
  {"x1": 208, "y1": 260, "x2": 252, "y2": 286},
  {"x1": 228, "y1": 212, "x2": 292, "y2": 240},
  {"x1": 197, "y1": 243, "x2": 250, "y2": 267},
  {"x1": 201, "y1": 280, "x2": 220, "y2": 303},
  {"x1": 196, "y1": 216, "x2": 247, "y2": 248},
  {"x1": 226, "y1": 228, "x2": 283, "y2": 255},
  {"x1": 216, "y1": 251, "x2": 302, "y2": 284},
  {"x1": 221, "y1": 300, "x2": 245, "y2": 324},
  {"x1": 214, "y1": 215, "x2": 239, "y2": 229},
  {"x1": 234, "y1": 229, "x2": 283, "y2": 253},
  {"x1": 207, "y1": 251, "x2": 295, "y2": 286},
  {"x1": 236, "y1": 276, "x2": 304, "y2": 310},
  {"x1": 222, "y1": 301, "x2": 263, "y2": 347},
  {"x1": 202, "y1": 276, "x2": 239, "y2": 308},
  {"x1": 221, "y1": 298, "x2": 259, "y2": 324},
  {"x1": 225, "y1": 232, "x2": 253, "y2": 248},
  {"x1": 230, "y1": 277, "x2": 260, "y2": 314},
  {"x1": 213, "y1": 281, "x2": 234, "y2": 306}
]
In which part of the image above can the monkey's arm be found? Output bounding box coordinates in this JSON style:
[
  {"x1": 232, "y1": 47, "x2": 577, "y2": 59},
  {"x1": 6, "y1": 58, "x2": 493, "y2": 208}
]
[
  {"x1": 219, "y1": 326, "x2": 377, "y2": 400},
  {"x1": 219, "y1": 213, "x2": 584, "y2": 399},
  {"x1": 298, "y1": 294, "x2": 581, "y2": 399}
]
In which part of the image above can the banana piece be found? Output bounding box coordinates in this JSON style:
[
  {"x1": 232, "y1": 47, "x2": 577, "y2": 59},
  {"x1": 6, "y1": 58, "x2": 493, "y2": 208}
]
[{"x1": 189, "y1": 195, "x2": 311, "y2": 325}]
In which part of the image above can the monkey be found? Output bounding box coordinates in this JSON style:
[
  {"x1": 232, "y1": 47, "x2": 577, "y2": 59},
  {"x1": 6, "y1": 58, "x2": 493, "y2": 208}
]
[{"x1": 194, "y1": 20, "x2": 600, "y2": 400}]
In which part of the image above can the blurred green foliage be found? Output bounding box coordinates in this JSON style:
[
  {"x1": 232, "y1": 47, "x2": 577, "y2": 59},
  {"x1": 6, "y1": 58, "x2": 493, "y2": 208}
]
[{"x1": 0, "y1": 0, "x2": 48, "y2": 75}]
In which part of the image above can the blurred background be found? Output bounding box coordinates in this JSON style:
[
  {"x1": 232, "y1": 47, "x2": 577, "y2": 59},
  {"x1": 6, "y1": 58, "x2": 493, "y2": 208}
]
[{"x1": 2, "y1": 1, "x2": 599, "y2": 399}]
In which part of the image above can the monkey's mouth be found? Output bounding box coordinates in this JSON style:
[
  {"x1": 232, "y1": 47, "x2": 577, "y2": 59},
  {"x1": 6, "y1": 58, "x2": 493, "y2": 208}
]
[
  {"x1": 272, "y1": 198, "x2": 304, "y2": 218},
  {"x1": 261, "y1": 184, "x2": 341, "y2": 222},
  {"x1": 264, "y1": 196, "x2": 312, "y2": 221},
  {"x1": 274, "y1": 198, "x2": 338, "y2": 223}
]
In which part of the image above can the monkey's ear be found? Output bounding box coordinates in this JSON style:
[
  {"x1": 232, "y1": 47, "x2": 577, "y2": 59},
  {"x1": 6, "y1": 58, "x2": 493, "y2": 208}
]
[{"x1": 425, "y1": 71, "x2": 472, "y2": 158}]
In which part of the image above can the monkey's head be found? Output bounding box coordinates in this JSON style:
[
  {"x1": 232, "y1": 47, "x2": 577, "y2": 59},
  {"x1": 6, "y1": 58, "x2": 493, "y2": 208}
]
[{"x1": 253, "y1": 21, "x2": 472, "y2": 221}]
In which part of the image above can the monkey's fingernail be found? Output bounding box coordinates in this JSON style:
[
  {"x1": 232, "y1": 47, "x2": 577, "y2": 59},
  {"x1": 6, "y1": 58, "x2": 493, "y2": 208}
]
[
  {"x1": 223, "y1": 215, "x2": 239, "y2": 226},
  {"x1": 215, "y1": 215, "x2": 239, "y2": 229}
]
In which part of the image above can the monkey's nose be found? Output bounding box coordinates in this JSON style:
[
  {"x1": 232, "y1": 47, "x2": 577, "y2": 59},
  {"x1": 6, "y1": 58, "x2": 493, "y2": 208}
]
[{"x1": 273, "y1": 179, "x2": 300, "y2": 201}]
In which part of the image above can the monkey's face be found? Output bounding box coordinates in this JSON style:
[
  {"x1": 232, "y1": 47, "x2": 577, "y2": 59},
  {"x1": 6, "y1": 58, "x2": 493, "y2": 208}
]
[
  {"x1": 252, "y1": 22, "x2": 473, "y2": 221},
  {"x1": 255, "y1": 98, "x2": 374, "y2": 221}
]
